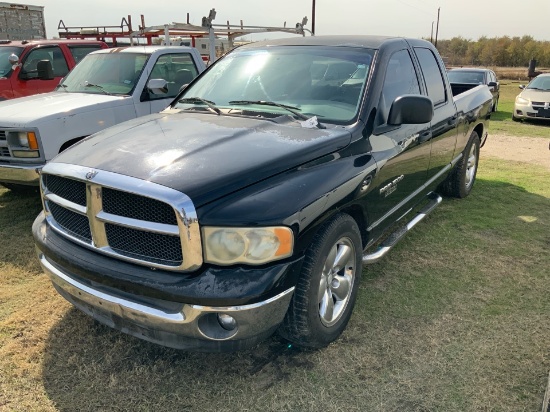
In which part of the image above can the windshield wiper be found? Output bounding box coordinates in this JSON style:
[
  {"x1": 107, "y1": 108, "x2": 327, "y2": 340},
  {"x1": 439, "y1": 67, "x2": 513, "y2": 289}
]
[
  {"x1": 228, "y1": 100, "x2": 325, "y2": 129},
  {"x1": 84, "y1": 81, "x2": 111, "y2": 95},
  {"x1": 178, "y1": 97, "x2": 221, "y2": 115}
]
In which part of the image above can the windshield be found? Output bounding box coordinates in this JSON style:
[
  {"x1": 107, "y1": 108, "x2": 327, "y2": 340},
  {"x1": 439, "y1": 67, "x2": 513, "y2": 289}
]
[
  {"x1": 526, "y1": 76, "x2": 550, "y2": 91},
  {"x1": 448, "y1": 70, "x2": 485, "y2": 84},
  {"x1": 173, "y1": 46, "x2": 375, "y2": 124},
  {"x1": 0, "y1": 46, "x2": 23, "y2": 77},
  {"x1": 59, "y1": 52, "x2": 148, "y2": 95}
]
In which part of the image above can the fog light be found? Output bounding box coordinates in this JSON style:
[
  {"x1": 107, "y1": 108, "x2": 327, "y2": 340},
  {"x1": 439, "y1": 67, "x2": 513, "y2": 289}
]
[{"x1": 217, "y1": 313, "x2": 237, "y2": 331}]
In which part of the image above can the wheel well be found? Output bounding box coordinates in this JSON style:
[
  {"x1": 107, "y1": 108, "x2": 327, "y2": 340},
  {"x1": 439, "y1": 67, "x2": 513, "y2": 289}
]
[
  {"x1": 59, "y1": 136, "x2": 87, "y2": 153},
  {"x1": 473, "y1": 123, "x2": 484, "y2": 140},
  {"x1": 339, "y1": 205, "x2": 368, "y2": 249}
]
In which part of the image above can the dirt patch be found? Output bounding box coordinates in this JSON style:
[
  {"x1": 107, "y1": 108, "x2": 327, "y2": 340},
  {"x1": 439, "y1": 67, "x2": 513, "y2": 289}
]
[{"x1": 482, "y1": 133, "x2": 550, "y2": 170}]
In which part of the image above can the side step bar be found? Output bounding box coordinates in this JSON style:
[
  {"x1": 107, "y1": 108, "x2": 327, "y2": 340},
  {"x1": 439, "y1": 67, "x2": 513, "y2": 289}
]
[{"x1": 362, "y1": 192, "x2": 443, "y2": 265}]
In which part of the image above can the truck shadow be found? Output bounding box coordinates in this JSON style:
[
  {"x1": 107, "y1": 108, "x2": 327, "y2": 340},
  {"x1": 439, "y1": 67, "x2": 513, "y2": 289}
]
[{"x1": 41, "y1": 308, "x2": 316, "y2": 411}]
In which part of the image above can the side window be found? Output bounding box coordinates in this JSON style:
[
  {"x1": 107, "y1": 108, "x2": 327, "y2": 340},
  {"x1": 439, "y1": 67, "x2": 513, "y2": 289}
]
[
  {"x1": 148, "y1": 53, "x2": 199, "y2": 100},
  {"x1": 21, "y1": 46, "x2": 69, "y2": 79},
  {"x1": 378, "y1": 49, "x2": 420, "y2": 125},
  {"x1": 68, "y1": 46, "x2": 103, "y2": 64},
  {"x1": 414, "y1": 47, "x2": 446, "y2": 106}
]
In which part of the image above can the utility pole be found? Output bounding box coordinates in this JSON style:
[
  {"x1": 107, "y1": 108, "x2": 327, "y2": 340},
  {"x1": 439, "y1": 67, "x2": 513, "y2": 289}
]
[
  {"x1": 312, "y1": 0, "x2": 316, "y2": 35},
  {"x1": 434, "y1": 7, "x2": 440, "y2": 47},
  {"x1": 430, "y1": 21, "x2": 434, "y2": 43}
]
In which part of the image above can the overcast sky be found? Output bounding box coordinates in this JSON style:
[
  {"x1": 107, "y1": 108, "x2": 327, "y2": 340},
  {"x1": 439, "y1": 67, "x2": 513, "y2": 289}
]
[{"x1": 38, "y1": 0, "x2": 550, "y2": 42}]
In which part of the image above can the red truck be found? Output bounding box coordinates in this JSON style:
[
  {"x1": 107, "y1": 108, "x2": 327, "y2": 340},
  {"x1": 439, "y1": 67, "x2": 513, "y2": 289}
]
[{"x1": 0, "y1": 39, "x2": 108, "y2": 100}]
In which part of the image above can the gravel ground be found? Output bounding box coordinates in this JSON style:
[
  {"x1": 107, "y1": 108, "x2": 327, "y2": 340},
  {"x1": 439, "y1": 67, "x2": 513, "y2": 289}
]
[{"x1": 482, "y1": 133, "x2": 550, "y2": 170}]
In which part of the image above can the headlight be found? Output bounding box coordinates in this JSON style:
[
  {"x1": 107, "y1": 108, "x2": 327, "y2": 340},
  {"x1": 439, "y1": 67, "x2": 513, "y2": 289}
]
[
  {"x1": 7, "y1": 130, "x2": 39, "y2": 157},
  {"x1": 515, "y1": 96, "x2": 530, "y2": 105},
  {"x1": 203, "y1": 226, "x2": 294, "y2": 265}
]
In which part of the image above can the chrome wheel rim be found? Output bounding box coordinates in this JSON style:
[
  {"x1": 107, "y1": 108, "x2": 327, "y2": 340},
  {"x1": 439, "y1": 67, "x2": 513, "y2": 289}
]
[
  {"x1": 318, "y1": 237, "x2": 356, "y2": 327},
  {"x1": 465, "y1": 142, "x2": 478, "y2": 190}
]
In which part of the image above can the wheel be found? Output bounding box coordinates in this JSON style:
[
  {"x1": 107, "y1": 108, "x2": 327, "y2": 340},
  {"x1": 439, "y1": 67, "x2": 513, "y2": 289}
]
[
  {"x1": 512, "y1": 115, "x2": 521, "y2": 122},
  {"x1": 440, "y1": 131, "x2": 480, "y2": 198},
  {"x1": 492, "y1": 98, "x2": 498, "y2": 112},
  {"x1": 278, "y1": 213, "x2": 362, "y2": 348}
]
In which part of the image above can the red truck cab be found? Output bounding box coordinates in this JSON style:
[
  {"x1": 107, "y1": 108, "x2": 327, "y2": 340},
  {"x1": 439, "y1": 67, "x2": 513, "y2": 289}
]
[{"x1": 0, "y1": 39, "x2": 108, "y2": 100}]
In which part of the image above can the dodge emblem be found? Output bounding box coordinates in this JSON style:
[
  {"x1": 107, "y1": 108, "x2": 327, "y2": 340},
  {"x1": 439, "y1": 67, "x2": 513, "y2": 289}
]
[{"x1": 85, "y1": 170, "x2": 98, "y2": 180}]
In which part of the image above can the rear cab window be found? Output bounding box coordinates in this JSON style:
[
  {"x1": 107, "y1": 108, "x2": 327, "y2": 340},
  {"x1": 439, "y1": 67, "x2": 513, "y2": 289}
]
[
  {"x1": 414, "y1": 47, "x2": 447, "y2": 106},
  {"x1": 68, "y1": 45, "x2": 104, "y2": 64}
]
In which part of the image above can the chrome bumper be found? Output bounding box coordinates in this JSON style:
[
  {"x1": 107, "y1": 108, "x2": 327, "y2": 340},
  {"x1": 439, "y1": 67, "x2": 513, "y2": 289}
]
[
  {"x1": 0, "y1": 163, "x2": 41, "y2": 185},
  {"x1": 38, "y1": 252, "x2": 294, "y2": 351}
]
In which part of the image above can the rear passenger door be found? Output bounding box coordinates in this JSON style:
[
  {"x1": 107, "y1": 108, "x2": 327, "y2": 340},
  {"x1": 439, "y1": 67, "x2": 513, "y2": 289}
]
[
  {"x1": 365, "y1": 48, "x2": 433, "y2": 231},
  {"x1": 414, "y1": 47, "x2": 458, "y2": 180},
  {"x1": 135, "y1": 53, "x2": 200, "y2": 116}
]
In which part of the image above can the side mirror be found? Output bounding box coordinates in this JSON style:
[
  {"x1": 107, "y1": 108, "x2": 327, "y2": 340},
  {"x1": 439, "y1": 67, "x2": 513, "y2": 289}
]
[
  {"x1": 487, "y1": 81, "x2": 498, "y2": 89},
  {"x1": 147, "y1": 78, "x2": 168, "y2": 95},
  {"x1": 519, "y1": 85, "x2": 525, "y2": 90},
  {"x1": 37, "y1": 60, "x2": 54, "y2": 80},
  {"x1": 8, "y1": 53, "x2": 19, "y2": 66},
  {"x1": 387, "y1": 95, "x2": 434, "y2": 126},
  {"x1": 179, "y1": 83, "x2": 189, "y2": 93}
]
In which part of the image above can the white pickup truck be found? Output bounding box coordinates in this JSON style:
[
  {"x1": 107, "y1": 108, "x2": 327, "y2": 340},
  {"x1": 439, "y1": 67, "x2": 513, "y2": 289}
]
[{"x1": 0, "y1": 45, "x2": 205, "y2": 190}]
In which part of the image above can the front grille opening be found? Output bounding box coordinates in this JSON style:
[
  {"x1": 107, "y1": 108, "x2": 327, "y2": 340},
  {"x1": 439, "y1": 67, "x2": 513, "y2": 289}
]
[
  {"x1": 102, "y1": 188, "x2": 178, "y2": 225},
  {"x1": 0, "y1": 147, "x2": 9, "y2": 157},
  {"x1": 48, "y1": 202, "x2": 92, "y2": 242},
  {"x1": 43, "y1": 174, "x2": 87, "y2": 206},
  {"x1": 105, "y1": 223, "x2": 183, "y2": 266}
]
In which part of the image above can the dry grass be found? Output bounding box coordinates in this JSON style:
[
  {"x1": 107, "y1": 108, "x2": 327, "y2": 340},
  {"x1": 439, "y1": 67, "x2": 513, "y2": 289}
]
[{"x1": 1, "y1": 156, "x2": 550, "y2": 411}]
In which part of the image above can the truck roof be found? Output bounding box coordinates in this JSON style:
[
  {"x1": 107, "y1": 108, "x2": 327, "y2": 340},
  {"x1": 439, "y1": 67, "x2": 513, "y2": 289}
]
[
  {"x1": 90, "y1": 45, "x2": 198, "y2": 55},
  {"x1": 0, "y1": 39, "x2": 106, "y2": 47},
  {"x1": 239, "y1": 35, "x2": 402, "y2": 50}
]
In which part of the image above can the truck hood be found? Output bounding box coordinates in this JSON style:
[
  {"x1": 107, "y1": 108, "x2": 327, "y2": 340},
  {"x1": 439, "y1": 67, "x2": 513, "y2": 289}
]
[
  {"x1": 53, "y1": 111, "x2": 352, "y2": 206},
  {"x1": 0, "y1": 92, "x2": 129, "y2": 126}
]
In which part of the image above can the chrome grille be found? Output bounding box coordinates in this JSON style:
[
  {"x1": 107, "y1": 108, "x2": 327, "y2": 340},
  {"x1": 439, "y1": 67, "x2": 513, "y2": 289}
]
[
  {"x1": 103, "y1": 188, "x2": 177, "y2": 225},
  {"x1": 105, "y1": 223, "x2": 183, "y2": 265},
  {"x1": 0, "y1": 147, "x2": 9, "y2": 157},
  {"x1": 48, "y1": 201, "x2": 92, "y2": 242},
  {"x1": 40, "y1": 164, "x2": 203, "y2": 272},
  {"x1": 43, "y1": 175, "x2": 86, "y2": 206}
]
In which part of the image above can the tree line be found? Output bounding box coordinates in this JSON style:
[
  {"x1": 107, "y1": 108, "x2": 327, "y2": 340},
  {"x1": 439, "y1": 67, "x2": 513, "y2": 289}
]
[{"x1": 435, "y1": 36, "x2": 550, "y2": 68}]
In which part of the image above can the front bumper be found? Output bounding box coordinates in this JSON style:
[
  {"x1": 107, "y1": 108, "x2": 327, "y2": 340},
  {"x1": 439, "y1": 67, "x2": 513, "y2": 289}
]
[
  {"x1": 33, "y1": 213, "x2": 302, "y2": 351},
  {"x1": 0, "y1": 163, "x2": 42, "y2": 185},
  {"x1": 513, "y1": 102, "x2": 550, "y2": 120}
]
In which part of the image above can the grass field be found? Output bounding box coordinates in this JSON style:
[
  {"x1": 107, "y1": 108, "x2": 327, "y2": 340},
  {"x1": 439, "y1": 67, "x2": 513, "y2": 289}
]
[{"x1": 1, "y1": 82, "x2": 550, "y2": 411}]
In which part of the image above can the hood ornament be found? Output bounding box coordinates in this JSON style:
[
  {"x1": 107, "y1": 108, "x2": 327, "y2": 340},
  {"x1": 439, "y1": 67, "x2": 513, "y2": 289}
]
[{"x1": 85, "y1": 170, "x2": 98, "y2": 180}]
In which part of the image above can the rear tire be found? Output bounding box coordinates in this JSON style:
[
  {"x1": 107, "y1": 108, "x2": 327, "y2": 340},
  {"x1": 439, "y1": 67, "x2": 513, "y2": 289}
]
[
  {"x1": 278, "y1": 213, "x2": 362, "y2": 348},
  {"x1": 440, "y1": 131, "x2": 480, "y2": 198}
]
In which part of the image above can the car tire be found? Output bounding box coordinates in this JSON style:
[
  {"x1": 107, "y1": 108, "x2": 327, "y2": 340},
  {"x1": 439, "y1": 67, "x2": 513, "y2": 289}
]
[
  {"x1": 278, "y1": 213, "x2": 362, "y2": 348},
  {"x1": 512, "y1": 115, "x2": 521, "y2": 122},
  {"x1": 440, "y1": 131, "x2": 480, "y2": 199}
]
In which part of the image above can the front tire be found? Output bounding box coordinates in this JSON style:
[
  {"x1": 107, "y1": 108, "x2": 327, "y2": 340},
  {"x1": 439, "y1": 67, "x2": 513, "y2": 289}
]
[
  {"x1": 278, "y1": 213, "x2": 362, "y2": 348},
  {"x1": 440, "y1": 131, "x2": 480, "y2": 198}
]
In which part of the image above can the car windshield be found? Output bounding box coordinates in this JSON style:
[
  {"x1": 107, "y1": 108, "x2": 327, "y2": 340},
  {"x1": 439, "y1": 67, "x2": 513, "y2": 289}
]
[
  {"x1": 0, "y1": 46, "x2": 23, "y2": 77},
  {"x1": 173, "y1": 46, "x2": 375, "y2": 124},
  {"x1": 448, "y1": 70, "x2": 485, "y2": 84},
  {"x1": 526, "y1": 76, "x2": 550, "y2": 91},
  {"x1": 59, "y1": 52, "x2": 148, "y2": 95}
]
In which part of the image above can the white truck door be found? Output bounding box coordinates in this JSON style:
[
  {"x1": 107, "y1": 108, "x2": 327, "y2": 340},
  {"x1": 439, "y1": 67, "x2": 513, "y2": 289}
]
[{"x1": 137, "y1": 52, "x2": 202, "y2": 116}]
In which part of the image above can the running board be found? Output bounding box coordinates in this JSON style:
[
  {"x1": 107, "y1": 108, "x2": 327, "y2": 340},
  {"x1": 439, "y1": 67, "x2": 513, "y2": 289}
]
[{"x1": 362, "y1": 192, "x2": 443, "y2": 265}]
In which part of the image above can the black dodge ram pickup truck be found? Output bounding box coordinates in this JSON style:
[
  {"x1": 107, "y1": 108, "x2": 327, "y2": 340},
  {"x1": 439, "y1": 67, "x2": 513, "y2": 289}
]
[{"x1": 33, "y1": 36, "x2": 493, "y2": 351}]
